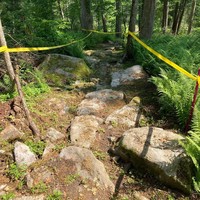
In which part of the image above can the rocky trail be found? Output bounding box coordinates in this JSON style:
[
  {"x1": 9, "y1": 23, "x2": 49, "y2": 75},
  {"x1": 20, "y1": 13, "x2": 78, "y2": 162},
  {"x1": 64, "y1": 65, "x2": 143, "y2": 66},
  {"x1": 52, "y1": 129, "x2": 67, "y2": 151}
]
[{"x1": 0, "y1": 42, "x2": 199, "y2": 200}]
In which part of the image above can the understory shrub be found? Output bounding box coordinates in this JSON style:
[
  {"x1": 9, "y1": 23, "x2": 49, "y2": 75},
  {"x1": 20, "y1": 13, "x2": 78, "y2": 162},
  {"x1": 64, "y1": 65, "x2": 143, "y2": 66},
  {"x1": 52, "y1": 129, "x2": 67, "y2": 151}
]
[{"x1": 134, "y1": 33, "x2": 200, "y2": 191}]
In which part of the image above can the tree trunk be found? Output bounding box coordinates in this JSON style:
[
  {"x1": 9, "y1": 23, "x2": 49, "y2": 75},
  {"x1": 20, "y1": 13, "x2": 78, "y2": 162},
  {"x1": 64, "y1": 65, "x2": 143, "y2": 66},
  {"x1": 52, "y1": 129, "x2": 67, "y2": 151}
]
[
  {"x1": 123, "y1": 0, "x2": 138, "y2": 60},
  {"x1": 102, "y1": 14, "x2": 108, "y2": 32},
  {"x1": 115, "y1": 0, "x2": 122, "y2": 37},
  {"x1": 57, "y1": 0, "x2": 65, "y2": 19},
  {"x1": 187, "y1": 0, "x2": 196, "y2": 34},
  {"x1": 80, "y1": 0, "x2": 93, "y2": 30},
  {"x1": 0, "y1": 18, "x2": 15, "y2": 82},
  {"x1": 162, "y1": 0, "x2": 169, "y2": 34},
  {"x1": 139, "y1": 0, "x2": 156, "y2": 39},
  {"x1": 172, "y1": 0, "x2": 187, "y2": 35}
]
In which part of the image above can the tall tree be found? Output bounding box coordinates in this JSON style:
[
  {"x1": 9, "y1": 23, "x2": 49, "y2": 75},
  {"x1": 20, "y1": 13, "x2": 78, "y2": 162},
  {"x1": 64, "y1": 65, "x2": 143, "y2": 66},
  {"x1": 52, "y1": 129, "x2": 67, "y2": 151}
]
[
  {"x1": 139, "y1": 0, "x2": 156, "y2": 39},
  {"x1": 172, "y1": 0, "x2": 187, "y2": 35},
  {"x1": 187, "y1": 0, "x2": 196, "y2": 34},
  {"x1": 162, "y1": 0, "x2": 169, "y2": 34},
  {"x1": 80, "y1": 0, "x2": 93, "y2": 30},
  {"x1": 124, "y1": 0, "x2": 138, "y2": 60},
  {"x1": 115, "y1": 0, "x2": 122, "y2": 37}
]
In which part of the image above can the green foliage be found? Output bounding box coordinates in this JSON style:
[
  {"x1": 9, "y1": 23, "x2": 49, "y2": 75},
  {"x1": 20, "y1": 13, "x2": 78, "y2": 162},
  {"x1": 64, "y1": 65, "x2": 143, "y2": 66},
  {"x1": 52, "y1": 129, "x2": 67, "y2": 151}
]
[
  {"x1": 46, "y1": 190, "x2": 63, "y2": 200},
  {"x1": 0, "y1": 192, "x2": 15, "y2": 200},
  {"x1": 31, "y1": 181, "x2": 48, "y2": 194},
  {"x1": 7, "y1": 163, "x2": 26, "y2": 181},
  {"x1": 25, "y1": 140, "x2": 46, "y2": 156}
]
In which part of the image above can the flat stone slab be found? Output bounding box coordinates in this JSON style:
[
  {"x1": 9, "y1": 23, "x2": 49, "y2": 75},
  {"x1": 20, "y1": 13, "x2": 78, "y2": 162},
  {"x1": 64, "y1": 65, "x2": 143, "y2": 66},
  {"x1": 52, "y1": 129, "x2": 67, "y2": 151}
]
[
  {"x1": 85, "y1": 89, "x2": 124, "y2": 102},
  {"x1": 116, "y1": 127, "x2": 193, "y2": 193},
  {"x1": 105, "y1": 97, "x2": 143, "y2": 129},
  {"x1": 77, "y1": 98, "x2": 106, "y2": 115},
  {"x1": 70, "y1": 115, "x2": 103, "y2": 148},
  {"x1": 111, "y1": 65, "x2": 148, "y2": 87}
]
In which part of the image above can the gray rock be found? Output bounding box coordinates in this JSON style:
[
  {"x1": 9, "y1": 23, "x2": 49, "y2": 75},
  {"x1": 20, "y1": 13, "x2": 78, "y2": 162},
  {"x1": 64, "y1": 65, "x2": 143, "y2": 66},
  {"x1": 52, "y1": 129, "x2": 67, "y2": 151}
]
[
  {"x1": 85, "y1": 89, "x2": 124, "y2": 102},
  {"x1": 77, "y1": 98, "x2": 106, "y2": 115},
  {"x1": 38, "y1": 54, "x2": 91, "y2": 86},
  {"x1": 105, "y1": 97, "x2": 143, "y2": 128},
  {"x1": 117, "y1": 127, "x2": 193, "y2": 193},
  {"x1": 45, "y1": 128, "x2": 65, "y2": 142},
  {"x1": 59, "y1": 146, "x2": 114, "y2": 192},
  {"x1": 70, "y1": 115, "x2": 103, "y2": 148},
  {"x1": 14, "y1": 195, "x2": 45, "y2": 200},
  {"x1": 0, "y1": 124, "x2": 24, "y2": 141},
  {"x1": 111, "y1": 65, "x2": 147, "y2": 87},
  {"x1": 14, "y1": 142, "x2": 37, "y2": 167}
]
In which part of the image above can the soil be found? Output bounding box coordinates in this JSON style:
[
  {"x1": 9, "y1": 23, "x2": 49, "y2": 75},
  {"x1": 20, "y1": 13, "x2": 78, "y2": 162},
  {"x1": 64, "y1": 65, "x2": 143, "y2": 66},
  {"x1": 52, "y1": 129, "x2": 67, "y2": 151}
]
[{"x1": 0, "y1": 42, "x2": 199, "y2": 200}]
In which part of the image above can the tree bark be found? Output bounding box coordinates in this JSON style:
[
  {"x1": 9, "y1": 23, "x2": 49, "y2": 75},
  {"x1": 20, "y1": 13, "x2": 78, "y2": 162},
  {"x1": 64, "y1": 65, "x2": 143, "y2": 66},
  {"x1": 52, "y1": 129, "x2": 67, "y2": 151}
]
[
  {"x1": 139, "y1": 0, "x2": 156, "y2": 39},
  {"x1": 80, "y1": 0, "x2": 93, "y2": 30},
  {"x1": 162, "y1": 0, "x2": 169, "y2": 34},
  {"x1": 115, "y1": 0, "x2": 122, "y2": 37},
  {"x1": 123, "y1": 0, "x2": 138, "y2": 60},
  {"x1": 187, "y1": 0, "x2": 196, "y2": 34},
  {"x1": 0, "y1": 18, "x2": 15, "y2": 82}
]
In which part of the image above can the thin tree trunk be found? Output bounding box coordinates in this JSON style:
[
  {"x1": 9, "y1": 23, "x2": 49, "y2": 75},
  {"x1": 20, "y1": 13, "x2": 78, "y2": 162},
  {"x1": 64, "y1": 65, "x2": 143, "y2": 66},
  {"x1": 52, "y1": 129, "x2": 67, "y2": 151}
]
[
  {"x1": 102, "y1": 14, "x2": 107, "y2": 32},
  {"x1": 57, "y1": 0, "x2": 65, "y2": 19},
  {"x1": 123, "y1": 0, "x2": 138, "y2": 60},
  {"x1": 0, "y1": 18, "x2": 15, "y2": 82},
  {"x1": 0, "y1": 18, "x2": 40, "y2": 137},
  {"x1": 115, "y1": 0, "x2": 122, "y2": 37},
  {"x1": 172, "y1": 2, "x2": 179, "y2": 34},
  {"x1": 177, "y1": 0, "x2": 187, "y2": 34},
  {"x1": 187, "y1": 0, "x2": 196, "y2": 34},
  {"x1": 15, "y1": 66, "x2": 40, "y2": 138},
  {"x1": 162, "y1": 0, "x2": 169, "y2": 34}
]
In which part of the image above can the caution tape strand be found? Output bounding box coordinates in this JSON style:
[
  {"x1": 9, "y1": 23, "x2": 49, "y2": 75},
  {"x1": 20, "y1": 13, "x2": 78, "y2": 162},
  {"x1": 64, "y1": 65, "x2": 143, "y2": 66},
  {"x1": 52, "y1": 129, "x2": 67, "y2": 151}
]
[{"x1": 128, "y1": 31, "x2": 198, "y2": 82}]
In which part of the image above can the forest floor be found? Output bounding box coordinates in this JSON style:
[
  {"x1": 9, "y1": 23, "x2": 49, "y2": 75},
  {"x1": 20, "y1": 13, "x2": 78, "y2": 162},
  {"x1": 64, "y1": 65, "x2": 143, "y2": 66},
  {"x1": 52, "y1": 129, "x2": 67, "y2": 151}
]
[{"x1": 0, "y1": 42, "x2": 199, "y2": 200}]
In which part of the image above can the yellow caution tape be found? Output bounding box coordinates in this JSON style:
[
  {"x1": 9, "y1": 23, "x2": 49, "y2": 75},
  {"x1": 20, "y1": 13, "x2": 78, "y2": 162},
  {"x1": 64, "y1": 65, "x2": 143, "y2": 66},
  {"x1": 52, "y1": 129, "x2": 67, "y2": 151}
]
[
  {"x1": 0, "y1": 32, "x2": 92, "y2": 53},
  {"x1": 128, "y1": 31, "x2": 198, "y2": 82},
  {"x1": 82, "y1": 29, "x2": 121, "y2": 35}
]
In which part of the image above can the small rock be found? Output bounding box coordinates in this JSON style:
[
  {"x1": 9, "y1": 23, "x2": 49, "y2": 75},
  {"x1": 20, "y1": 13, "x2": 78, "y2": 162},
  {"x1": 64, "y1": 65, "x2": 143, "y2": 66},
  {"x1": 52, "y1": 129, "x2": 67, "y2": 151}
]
[
  {"x1": 0, "y1": 124, "x2": 24, "y2": 141},
  {"x1": 14, "y1": 142, "x2": 37, "y2": 167},
  {"x1": 42, "y1": 142, "x2": 55, "y2": 158},
  {"x1": 70, "y1": 115, "x2": 103, "y2": 148},
  {"x1": 45, "y1": 128, "x2": 65, "y2": 142}
]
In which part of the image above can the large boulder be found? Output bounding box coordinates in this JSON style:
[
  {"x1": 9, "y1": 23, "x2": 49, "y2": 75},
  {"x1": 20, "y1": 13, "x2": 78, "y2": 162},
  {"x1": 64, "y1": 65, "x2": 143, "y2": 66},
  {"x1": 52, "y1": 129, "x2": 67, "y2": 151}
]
[
  {"x1": 39, "y1": 54, "x2": 91, "y2": 86},
  {"x1": 116, "y1": 127, "x2": 193, "y2": 194}
]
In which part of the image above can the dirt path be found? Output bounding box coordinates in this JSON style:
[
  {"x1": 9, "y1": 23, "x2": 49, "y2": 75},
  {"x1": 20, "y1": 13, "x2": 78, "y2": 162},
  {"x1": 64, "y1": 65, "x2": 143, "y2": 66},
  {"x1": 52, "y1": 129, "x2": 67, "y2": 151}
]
[{"x1": 0, "y1": 43, "x2": 197, "y2": 200}]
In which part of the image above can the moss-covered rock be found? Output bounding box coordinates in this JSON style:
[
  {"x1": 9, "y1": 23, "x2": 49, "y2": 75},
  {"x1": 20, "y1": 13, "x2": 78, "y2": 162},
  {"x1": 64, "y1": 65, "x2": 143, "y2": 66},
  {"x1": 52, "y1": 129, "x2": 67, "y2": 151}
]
[{"x1": 38, "y1": 54, "x2": 91, "y2": 87}]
